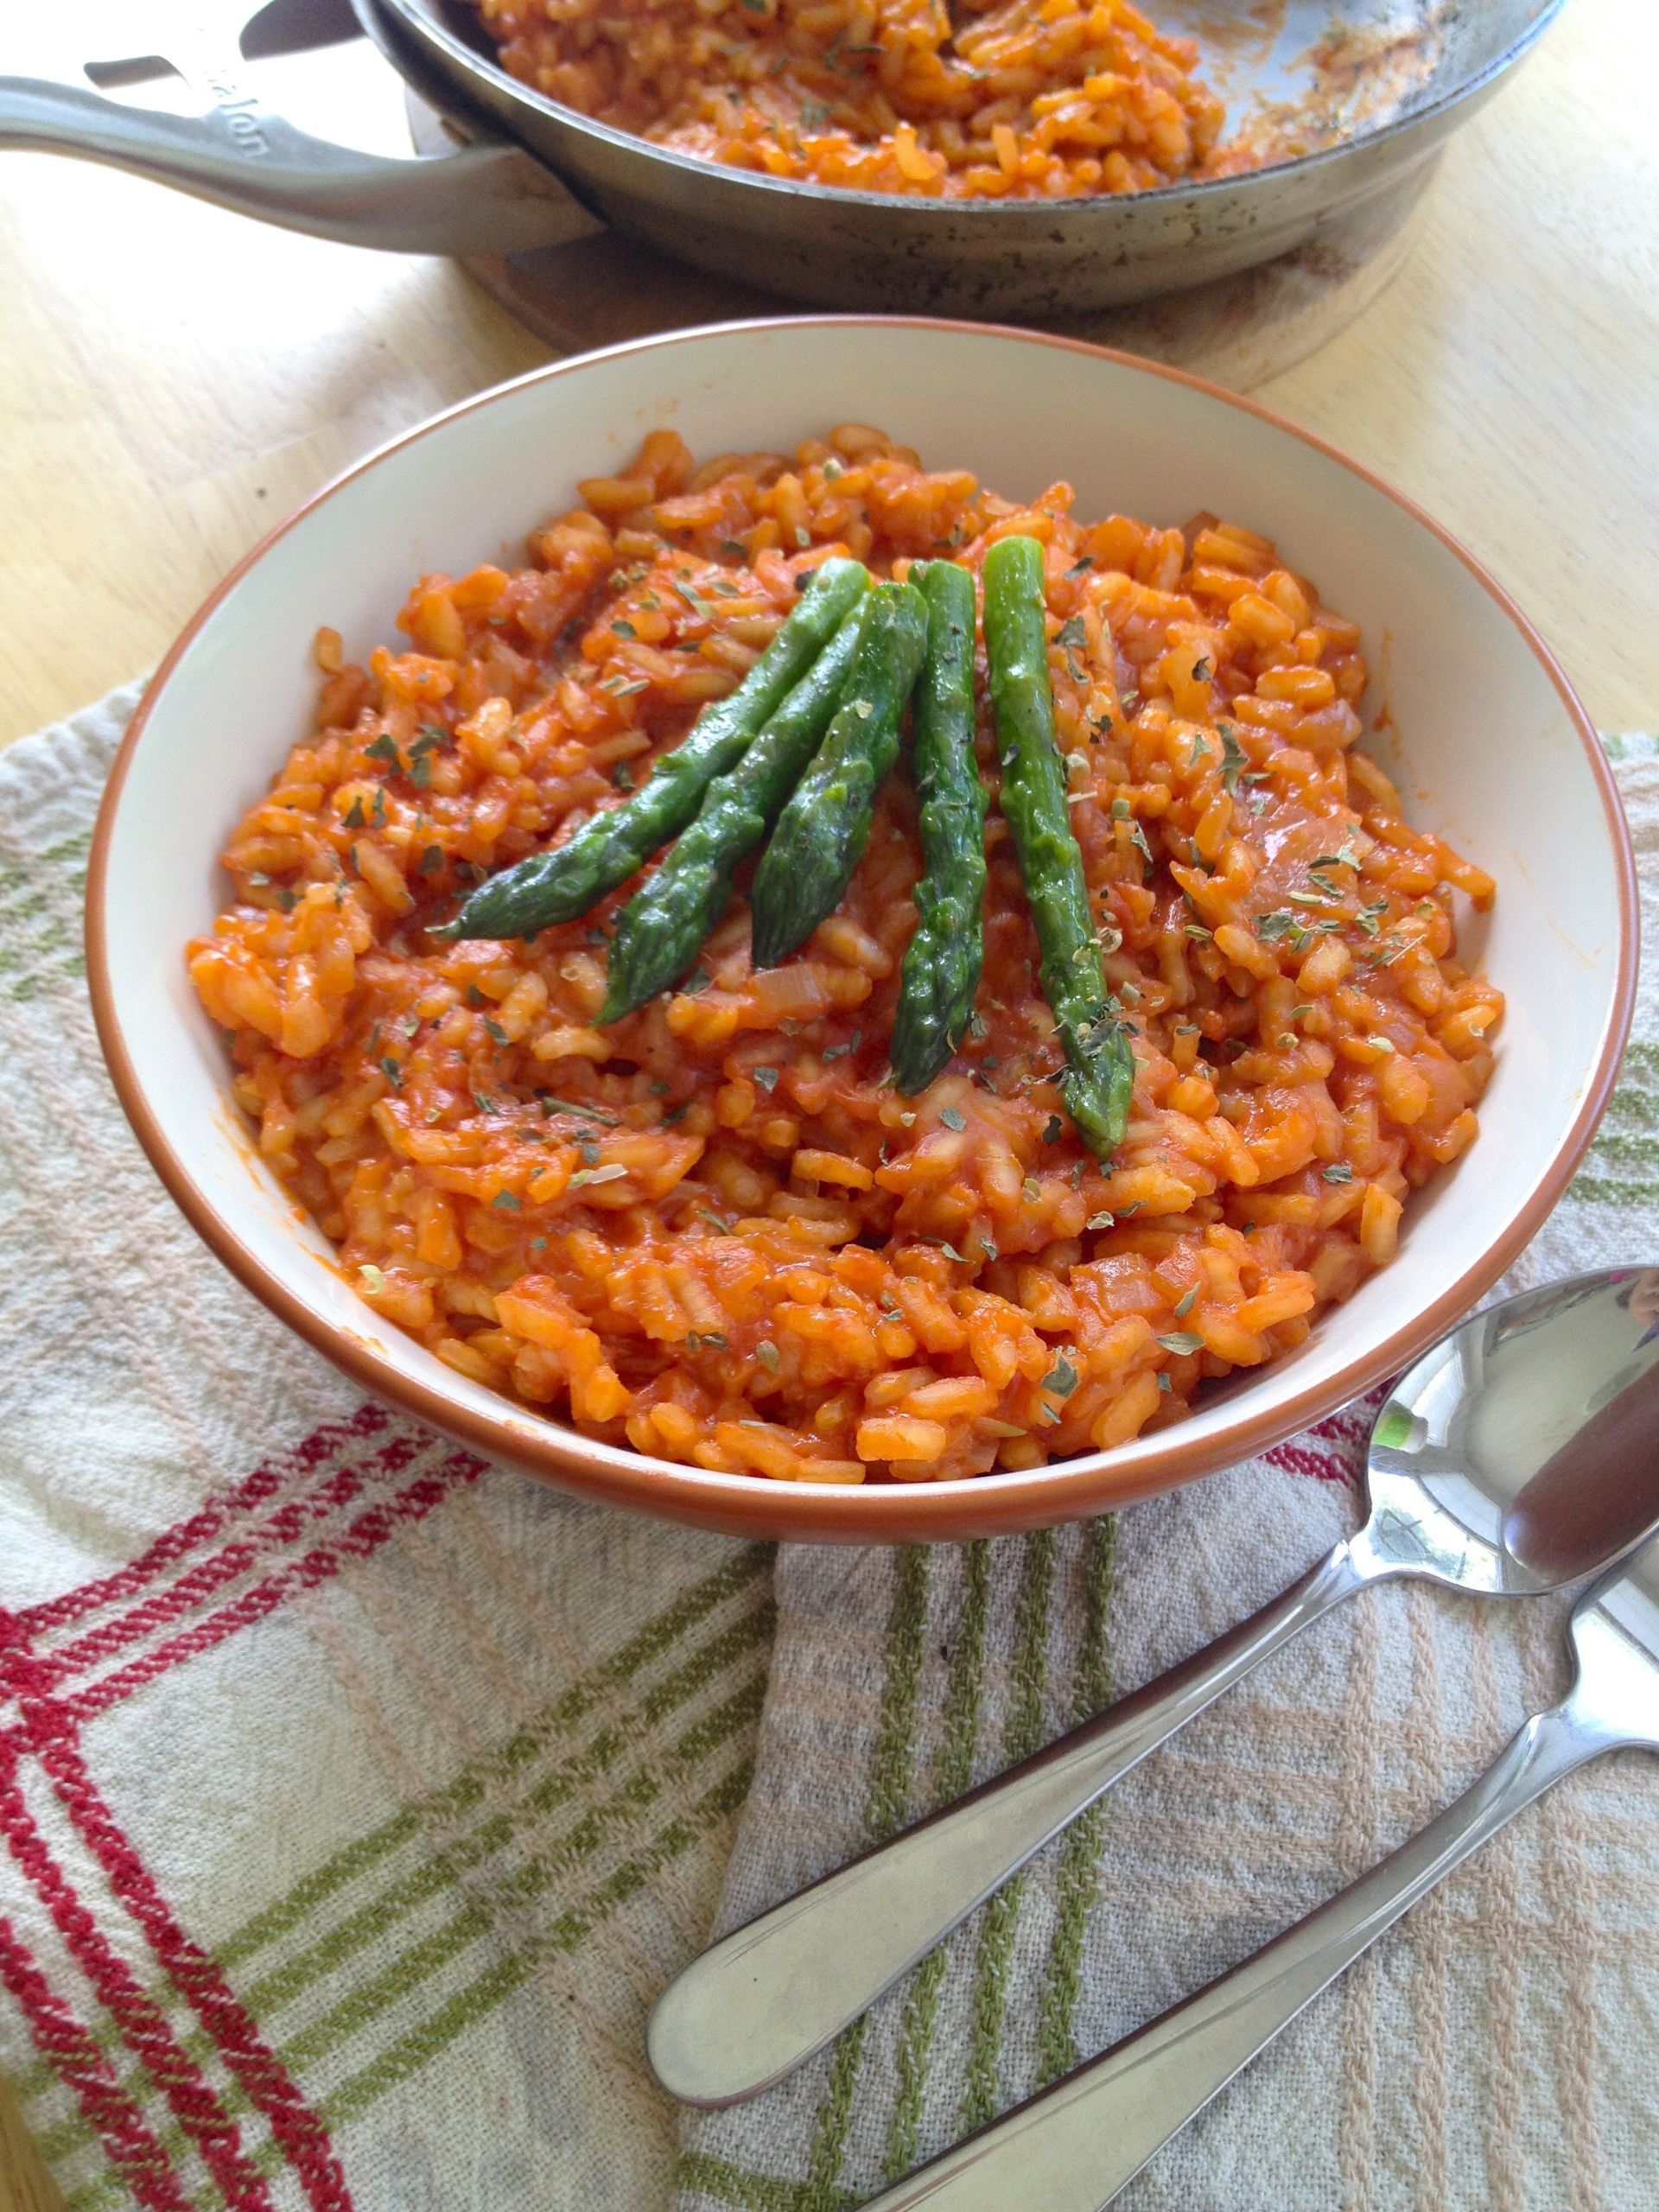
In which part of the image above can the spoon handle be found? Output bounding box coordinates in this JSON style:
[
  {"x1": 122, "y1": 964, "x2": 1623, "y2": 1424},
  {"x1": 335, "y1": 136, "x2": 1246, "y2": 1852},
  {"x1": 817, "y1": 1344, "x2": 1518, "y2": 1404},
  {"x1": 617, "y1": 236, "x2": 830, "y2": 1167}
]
[
  {"x1": 853, "y1": 1692, "x2": 1606, "y2": 2212},
  {"x1": 648, "y1": 1539, "x2": 1371, "y2": 2106}
]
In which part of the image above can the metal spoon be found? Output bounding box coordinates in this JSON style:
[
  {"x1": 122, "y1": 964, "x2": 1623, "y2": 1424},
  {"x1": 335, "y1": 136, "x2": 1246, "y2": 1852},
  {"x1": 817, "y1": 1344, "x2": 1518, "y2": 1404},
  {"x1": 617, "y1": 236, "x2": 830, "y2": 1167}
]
[
  {"x1": 850, "y1": 1469, "x2": 1659, "y2": 2207},
  {"x1": 648, "y1": 1266, "x2": 1659, "y2": 2107}
]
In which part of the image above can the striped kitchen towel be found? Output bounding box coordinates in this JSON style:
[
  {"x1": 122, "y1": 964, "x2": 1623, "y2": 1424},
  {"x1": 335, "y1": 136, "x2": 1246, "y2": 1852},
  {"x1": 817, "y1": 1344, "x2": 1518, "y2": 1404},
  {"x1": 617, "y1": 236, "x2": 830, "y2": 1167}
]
[{"x1": 0, "y1": 691, "x2": 1654, "y2": 2212}]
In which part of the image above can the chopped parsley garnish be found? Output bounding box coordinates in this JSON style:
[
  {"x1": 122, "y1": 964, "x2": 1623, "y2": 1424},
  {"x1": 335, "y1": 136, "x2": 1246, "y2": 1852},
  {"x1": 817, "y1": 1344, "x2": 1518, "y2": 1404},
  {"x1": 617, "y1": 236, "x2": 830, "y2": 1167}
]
[
  {"x1": 364, "y1": 733, "x2": 401, "y2": 769},
  {"x1": 1040, "y1": 1353, "x2": 1079, "y2": 1399},
  {"x1": 1255, "y1": 910, "x2": 1306, "y2": 945},
  {"x1": 1173, "y1": 1285, "x2": 1198, "y2": 1317},
  {"x1": 1322, "y1": 1163, "x2": 1354, "y2": 1183},
  {"x1": 541, "y1": 1096, "x2": 618, "y2": 1125},
  {"x1": 418, "y1": 845, "x2": 443, "y2": 874},
  {"x1": 491, "y1": 1190, "x2": 521, "y2": 1211},
  {"x1": 1086, "y1": 1211, "x2": 1116, "y2": 1231},
  {"x1": 378, "y1": 1056, "x2": 402, "y2": 1090},
  {"x1": 752, "y1": 1066, "x2": 779, "y2": 1092},
  {"x1": 483, "y1": 1018, "x2": 510, "y2": 1046},
  {"x1": 341, "y1": 795, "x2": 366, "y2": 830},
  {"x1": 1157, "y1": 1331, "x2": 1205, "y2": 1356},
  {"x1": 1219, "y1": 725, "x2": 1246, "y2": 795},
  {"x1": 939, "y1": 1107, "x2": 967, "y2": 1131}
]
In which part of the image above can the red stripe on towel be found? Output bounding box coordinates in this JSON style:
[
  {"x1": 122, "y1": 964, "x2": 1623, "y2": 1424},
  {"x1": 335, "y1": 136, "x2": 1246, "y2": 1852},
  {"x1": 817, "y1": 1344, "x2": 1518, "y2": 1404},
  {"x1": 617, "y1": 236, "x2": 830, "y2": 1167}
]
[
  {"x1": 14, "y1": 1405, "x2": 391, "y2": 1638},
  {"x1": 59, "y1": 1449, "x2": 486, "y2": 1721},
  {"x1": 0, "y1": 1915, "x2": 198, "y2": 2212},
  {"x1": 30, "y1": 1737, "x2": 353, "y2": 2209},
  {"x1": 0, "y1": 1737, "x2": 276, "y2": 2209},
  {"x1": 1263, "y1": 1440, "x2": 1356, "y2": 1484},
  {"x1": 32, "y1": 1430, "x2": 429, "y2": 1688}
]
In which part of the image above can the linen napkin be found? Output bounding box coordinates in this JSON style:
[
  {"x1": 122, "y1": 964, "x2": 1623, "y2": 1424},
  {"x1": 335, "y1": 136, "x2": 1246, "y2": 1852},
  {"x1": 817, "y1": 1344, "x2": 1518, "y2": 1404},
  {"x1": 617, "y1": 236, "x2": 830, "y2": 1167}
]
[{"x1": 0, "y1": 690, "x2": 1653, "y2": 2212}]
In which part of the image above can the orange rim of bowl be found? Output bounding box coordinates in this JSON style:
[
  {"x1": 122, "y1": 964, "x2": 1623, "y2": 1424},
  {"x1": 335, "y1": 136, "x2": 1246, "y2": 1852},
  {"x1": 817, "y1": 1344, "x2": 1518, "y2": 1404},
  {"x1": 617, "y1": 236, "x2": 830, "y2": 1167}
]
[{"x1": 85, "y1": 315, "x2": 1640, "y2": 1541}]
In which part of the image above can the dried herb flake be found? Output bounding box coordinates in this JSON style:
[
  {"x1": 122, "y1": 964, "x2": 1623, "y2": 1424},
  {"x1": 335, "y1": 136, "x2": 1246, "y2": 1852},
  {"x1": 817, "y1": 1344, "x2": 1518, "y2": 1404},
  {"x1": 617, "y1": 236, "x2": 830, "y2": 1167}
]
[{"x1": 1041, "y1": 1353, "x2": 1079, "y2": 1399}]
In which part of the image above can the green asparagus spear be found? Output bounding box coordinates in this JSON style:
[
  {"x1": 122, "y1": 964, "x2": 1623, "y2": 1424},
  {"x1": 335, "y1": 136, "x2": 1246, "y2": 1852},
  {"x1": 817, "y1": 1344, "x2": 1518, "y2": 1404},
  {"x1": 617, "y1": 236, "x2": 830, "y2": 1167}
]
[
  {"x1": 981, "y1": 534, "x2": 1135, "y2": 1158},
  {"x1": 890, "y1": 560, "x2": 988, "y2": 1095},
  {"x1": 748, "y1": 581, "x2": 929, "y2": 970},
  {"x1": 432, "y1": 556, "x2": 869, "y2": 942},
  {"x1": 598, "y1": 606, "x2": 865, "y2": 1021}
]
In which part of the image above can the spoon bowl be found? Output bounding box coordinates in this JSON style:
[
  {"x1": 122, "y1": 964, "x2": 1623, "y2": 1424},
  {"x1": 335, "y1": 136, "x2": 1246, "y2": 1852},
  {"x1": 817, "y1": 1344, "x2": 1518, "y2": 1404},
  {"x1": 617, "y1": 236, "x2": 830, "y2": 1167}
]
[
  {"x1": 1358, "y1": 1268, "x2": 1659, "y2": 1595},
  {"x1": 648, "y1": 1266, "x2": 1659, "y2": 2108}
]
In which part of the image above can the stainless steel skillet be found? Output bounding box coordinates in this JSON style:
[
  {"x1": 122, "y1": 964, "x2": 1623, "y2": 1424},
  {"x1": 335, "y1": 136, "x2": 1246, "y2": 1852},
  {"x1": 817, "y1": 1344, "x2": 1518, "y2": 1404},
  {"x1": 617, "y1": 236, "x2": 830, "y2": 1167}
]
[{"x1": 0, "y1": 0, "x2": 1562, "y2": 316}]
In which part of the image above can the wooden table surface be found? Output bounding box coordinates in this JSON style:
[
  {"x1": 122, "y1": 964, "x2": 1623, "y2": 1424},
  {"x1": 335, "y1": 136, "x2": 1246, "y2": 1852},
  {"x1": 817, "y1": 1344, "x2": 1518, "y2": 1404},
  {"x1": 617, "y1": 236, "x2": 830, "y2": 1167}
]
[{"x1": 0, "y1": 0, "x2": 1653, "y2": 2203}]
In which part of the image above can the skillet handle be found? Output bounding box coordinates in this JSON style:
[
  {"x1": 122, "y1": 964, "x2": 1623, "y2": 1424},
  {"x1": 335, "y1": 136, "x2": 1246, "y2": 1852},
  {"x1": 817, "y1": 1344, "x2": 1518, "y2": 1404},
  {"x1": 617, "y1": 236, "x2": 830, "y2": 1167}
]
[{"x1": 0, "y1": 72, "x2": 595, "y2": 255}]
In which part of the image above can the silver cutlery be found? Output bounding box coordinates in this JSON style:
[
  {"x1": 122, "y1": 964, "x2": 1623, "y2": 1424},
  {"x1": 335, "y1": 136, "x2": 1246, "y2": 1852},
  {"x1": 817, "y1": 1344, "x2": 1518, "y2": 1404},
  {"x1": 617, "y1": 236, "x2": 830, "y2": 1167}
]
[
  {"x1": 851, "y1": 1502, "x2": 1659, "y2": 2208},
  {"x1": 649, "y1": 1267, "x2": 1659, "y2": 2107}
]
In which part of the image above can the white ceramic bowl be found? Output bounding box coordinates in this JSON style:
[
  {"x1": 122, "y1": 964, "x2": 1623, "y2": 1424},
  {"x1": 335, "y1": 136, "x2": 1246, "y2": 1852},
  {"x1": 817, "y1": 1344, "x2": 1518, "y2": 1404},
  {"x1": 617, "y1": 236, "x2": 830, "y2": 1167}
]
[{"x1": 88, "y1": 318, "x2": 1637, "y2": 1542}]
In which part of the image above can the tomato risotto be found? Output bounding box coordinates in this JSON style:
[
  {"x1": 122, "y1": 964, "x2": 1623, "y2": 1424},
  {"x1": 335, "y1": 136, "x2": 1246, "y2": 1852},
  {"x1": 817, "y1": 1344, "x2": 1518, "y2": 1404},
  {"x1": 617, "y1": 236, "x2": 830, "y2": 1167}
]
[
  {"x1": 189, "y1": 423, "x2": 1501, "y2": 1484},
  {"x1": 466, "y1": 0, "x2": 1247, "y2": 200}
]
